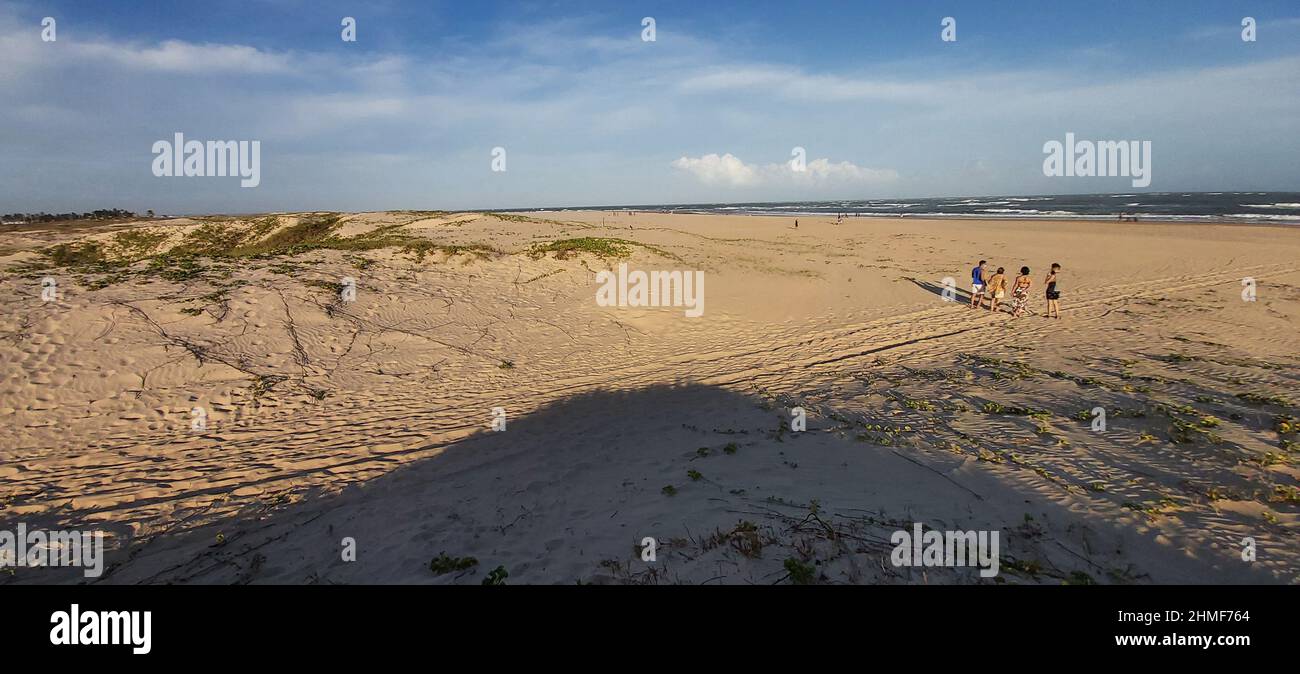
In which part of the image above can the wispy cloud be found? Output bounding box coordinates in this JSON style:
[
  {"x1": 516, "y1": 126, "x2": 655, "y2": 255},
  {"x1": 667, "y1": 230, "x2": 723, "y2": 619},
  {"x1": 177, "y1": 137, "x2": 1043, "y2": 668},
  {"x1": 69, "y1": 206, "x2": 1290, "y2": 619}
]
[
  {"x1": 1186, "y1": 15, "x2": 1300, "y2": 40},
  {"x1": 672, "y1": 153, "x2": 897, "y2": 188},
  {"x1": 80, "y1": 39, "x2": 297, "y2": 74}
]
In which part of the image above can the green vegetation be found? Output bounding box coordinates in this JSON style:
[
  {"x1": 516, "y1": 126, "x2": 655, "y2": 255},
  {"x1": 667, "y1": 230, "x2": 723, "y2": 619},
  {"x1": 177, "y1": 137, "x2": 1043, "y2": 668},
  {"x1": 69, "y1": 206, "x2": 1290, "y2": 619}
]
[
  {"x1": 482, "y1": 212, "x2": 583, "y2": 228},
  {"x1": 1237, "y1": 392, "x2": 1291, "y2": 407},
  {"x1": 303, "y1": 279, "x2": 345, "y2": 295},
  {"x1": 783, "y1": 558, "x2": 816, "y2": 585},
  {"x1": 481, "y1": 565, "x2": 509, "y2": 585},
  {"x1": 982, "y1": 401, "x2": 1049, "y2": 416},
  {"x1": 146, "y1": 254, "x2": 206, "y2": 282},
  {"x1": 112, "y1": 229, "x2": 169, "y2": 257},
  {"x1": 1276, "y1": 415, "x2": 1297, "y2": 435},
  {"x1": 173, "y1": 220, "x2": 257, "y2": 255},
  {"x1": 1251, "y1": 452, "x2": 1290, "y2": 466},
  {"x1": 527, "y1": 237, "x2": 676, "y2": 260},
  {"x1": 43, "y1": 241, "x2": 106, "y2": 266},
  {"x1": 1064, "y1": 571, "x2": 1097, "y2": 585},
  {"x1": 27, "y1": 213, "x2": 512, "y2": 290},
  {"x1": 429, "y1": 552, "x2": 479, "y2": 575},
  {"x1": 903, "y1": 398, "x2": 936, "y2": 412},
  {"x1": 1271, "y1": 485, "x2": 1300, "y2": 504},
  {"x1": 400, "y1": 239, "x2": 499, "y2": 263}
]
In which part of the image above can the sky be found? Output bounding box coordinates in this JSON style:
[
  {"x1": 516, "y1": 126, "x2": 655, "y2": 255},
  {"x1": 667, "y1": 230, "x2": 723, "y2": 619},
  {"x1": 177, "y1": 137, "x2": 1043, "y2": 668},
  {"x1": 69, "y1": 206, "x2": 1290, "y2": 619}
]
[{"x1": 1, "y1": 0, "x2": 1298, "y2": 213}]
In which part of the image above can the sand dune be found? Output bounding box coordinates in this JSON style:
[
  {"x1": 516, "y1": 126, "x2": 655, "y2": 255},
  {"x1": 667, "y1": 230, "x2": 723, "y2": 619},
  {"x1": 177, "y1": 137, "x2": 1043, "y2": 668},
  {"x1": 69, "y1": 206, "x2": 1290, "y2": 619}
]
[{"x1": 1, "y1": 211, "x2": 1297, "y2": 584}]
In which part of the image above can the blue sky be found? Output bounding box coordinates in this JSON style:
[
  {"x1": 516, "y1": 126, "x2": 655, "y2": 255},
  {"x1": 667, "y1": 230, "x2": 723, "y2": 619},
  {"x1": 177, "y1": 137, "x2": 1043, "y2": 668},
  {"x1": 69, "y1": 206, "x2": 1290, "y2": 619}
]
[{"x1": 1, "y1": 0, "x2": 1298, "y2": 213}]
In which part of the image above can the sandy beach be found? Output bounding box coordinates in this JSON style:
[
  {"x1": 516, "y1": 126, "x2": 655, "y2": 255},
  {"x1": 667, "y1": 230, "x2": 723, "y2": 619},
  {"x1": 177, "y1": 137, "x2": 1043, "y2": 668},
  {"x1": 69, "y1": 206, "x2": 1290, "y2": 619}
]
[{"x1": 1, "y1": 210, "x2": 1297, "y2": 584}]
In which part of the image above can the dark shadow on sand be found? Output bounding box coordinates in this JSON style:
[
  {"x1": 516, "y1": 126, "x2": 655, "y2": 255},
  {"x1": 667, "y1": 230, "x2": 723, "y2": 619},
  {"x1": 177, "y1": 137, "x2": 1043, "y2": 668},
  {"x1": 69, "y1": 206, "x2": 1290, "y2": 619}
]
[{"x1": 9, "y1": 383, "x2": 1289, "y2": 585}]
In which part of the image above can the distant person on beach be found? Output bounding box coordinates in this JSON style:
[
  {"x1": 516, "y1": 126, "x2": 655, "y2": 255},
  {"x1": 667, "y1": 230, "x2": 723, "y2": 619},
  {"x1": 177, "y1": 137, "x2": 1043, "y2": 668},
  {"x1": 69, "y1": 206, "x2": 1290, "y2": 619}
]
[
  {"x1": 794, "y1": 219, "x2": 799, "y2": 229},
  {"x1": 969, "y1": 260, "x2": 987, "y2": 309},
  {"x1": 986, "y1": 267, "x2": 1007, "y2": 313},
  {"x1": 1044, "y1": 263, "x2": 1061, "y2": 318},
  {"x1": 1010, "y1": 266, "x2": 1032, "y2": 317}
]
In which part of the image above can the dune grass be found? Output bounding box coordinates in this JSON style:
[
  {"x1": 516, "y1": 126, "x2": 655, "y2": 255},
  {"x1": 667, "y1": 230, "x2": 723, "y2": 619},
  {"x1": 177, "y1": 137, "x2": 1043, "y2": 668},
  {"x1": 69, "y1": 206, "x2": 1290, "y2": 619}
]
[
  {"x1": 44, "y1": 241, "x2": 108, "y2": 266},
  {"x1": 111, "y1": 229, "x2": 170, "y2": 258},
  {"x1": 526, "y1": 237, "x2": 677, "y2": 260},
  {"x1": 28, "y1": 213, "x2": 676, "y2": 293}
]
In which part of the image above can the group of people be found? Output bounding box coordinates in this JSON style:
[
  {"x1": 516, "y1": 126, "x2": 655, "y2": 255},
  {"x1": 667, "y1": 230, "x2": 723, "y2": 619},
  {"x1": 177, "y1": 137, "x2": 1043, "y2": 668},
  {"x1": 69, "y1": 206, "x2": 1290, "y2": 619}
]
[{"x1": 968, "y1": 260, "x2": 1062, "y2": 318}]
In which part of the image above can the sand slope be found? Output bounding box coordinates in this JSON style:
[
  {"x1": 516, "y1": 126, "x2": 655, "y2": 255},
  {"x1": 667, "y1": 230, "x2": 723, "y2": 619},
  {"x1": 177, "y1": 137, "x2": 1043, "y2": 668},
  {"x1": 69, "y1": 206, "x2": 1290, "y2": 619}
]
[{"x1": 1, "y1": 211, "x2": 1297, "y2": 584}]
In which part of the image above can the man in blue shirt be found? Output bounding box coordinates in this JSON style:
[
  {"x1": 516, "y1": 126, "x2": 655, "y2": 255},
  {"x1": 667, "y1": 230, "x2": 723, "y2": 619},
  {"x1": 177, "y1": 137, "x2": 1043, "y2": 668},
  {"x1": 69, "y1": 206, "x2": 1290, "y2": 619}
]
[{"x1": 969, "y1": 260, "x2": 987, "y2": 309}]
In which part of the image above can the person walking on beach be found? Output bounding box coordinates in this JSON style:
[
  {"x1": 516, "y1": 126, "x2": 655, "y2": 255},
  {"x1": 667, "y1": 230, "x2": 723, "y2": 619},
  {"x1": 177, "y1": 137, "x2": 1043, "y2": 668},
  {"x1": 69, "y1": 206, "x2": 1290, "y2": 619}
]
[
  {"x1": 969, "y1": 260, "x2": 987, "y2": 309},
  {"x1": 986, "y1": 267, "x2": 1007, "y2": 313},
  {"x1": 1010, "y1": 266, "x2": 1032, "y2": 317},
  {"x1": 794, "y1": 219, "x2": 799, "y2": 229},
  {"x1": 1044, "y1": 263, "x2": 1062, "y2": 318}
]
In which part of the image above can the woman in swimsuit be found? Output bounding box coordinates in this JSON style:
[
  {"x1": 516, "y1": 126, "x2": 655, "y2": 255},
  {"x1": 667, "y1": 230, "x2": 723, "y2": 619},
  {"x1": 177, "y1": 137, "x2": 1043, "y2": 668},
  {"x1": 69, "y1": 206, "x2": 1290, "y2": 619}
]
[
  {"x1": 1010, "y1": 266, "x2": 1032, "y2": 317},
  {"x1": 1044, "y1": 263, "x2": 1061, "y2": 319},
  {"x1": 986, "y1": 267, "x2": 1007, "y2": 313}
]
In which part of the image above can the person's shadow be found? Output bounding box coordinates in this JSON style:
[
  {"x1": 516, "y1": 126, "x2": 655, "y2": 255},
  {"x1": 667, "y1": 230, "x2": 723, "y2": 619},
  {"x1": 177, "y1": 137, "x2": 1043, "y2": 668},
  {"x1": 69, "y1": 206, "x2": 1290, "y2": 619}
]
[{"x1": 908, "y1": 277, "x2": 1009, "y2": 314}]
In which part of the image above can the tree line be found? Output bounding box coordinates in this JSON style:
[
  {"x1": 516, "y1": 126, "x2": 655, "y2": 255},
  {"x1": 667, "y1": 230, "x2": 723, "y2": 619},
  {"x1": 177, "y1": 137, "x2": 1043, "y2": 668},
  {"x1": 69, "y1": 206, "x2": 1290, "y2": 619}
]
[{"x1": 1, "y1": 208, "x2": 151, "y2": 223}]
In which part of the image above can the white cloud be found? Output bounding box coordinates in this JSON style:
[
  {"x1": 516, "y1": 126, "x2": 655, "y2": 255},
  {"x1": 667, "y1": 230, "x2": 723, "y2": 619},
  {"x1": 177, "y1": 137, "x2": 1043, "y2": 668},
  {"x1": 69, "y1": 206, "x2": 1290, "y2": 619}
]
[
  {"x1": 81, "y1": 39, "x2": 296, "y2": 74},
  {"x1": 801, "y1": 158, "x2": 899, "y2": 184},
  {"x1": 670, "y1": 154, "x2": 760, "y2": 186},
  {"x1": 678, "y1": 66, "x2": 943, "y2": 103},
  {"x1": 672, "y1": 154, "x2": 897, "y2": 188}
]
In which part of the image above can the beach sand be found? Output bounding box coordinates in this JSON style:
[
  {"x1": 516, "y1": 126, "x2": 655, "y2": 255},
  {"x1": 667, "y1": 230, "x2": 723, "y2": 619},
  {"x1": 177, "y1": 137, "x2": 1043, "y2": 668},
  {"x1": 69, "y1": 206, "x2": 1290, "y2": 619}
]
[{"x1": 1, "y1": 210, "x2": 1297, "y2": 584}]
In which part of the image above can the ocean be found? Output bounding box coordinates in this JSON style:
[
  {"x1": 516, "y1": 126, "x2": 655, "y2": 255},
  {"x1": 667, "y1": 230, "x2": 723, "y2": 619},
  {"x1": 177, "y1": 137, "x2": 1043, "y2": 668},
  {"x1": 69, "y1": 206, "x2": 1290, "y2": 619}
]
[{"x1": 551, "y1": 192, "x2": 1300, "y2": 224}]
